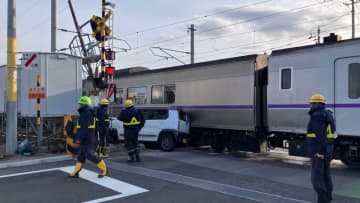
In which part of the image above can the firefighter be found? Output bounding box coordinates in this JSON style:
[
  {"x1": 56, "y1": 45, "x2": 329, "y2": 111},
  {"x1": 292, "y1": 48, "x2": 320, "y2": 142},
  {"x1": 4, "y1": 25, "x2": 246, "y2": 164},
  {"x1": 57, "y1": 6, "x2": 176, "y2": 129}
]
[
  {"x1": 69, "y1": 96, "x2": 108, "y2": 178},
  {"x1": 307, "y1": 94, "x2": 336, "y2": 203},
  {"x1": 117, "y1": 99, "x2": 145, "y2": 162},
  {"x1": 96, "y1": 98, "x2": 110, "y2": 158}
]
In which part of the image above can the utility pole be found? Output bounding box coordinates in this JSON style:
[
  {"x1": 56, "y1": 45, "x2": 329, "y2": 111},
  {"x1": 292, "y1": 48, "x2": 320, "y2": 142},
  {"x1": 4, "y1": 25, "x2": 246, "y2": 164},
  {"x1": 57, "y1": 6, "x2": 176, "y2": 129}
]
[
  {"x1": 100, "y1": 0, "x2": 106, "y2": 81},
  {"x1": 188, "y1": 24, "x2": 196, "y2": 64},
  {"x1": 317, "y1": 25, "x2": 321, "y2": 44},
  {"x1": 352, "y1": 0, "x2": 355, "y2": 39},
  {"x1": 51, "y1": 0, "x2": 57, "y2": 52},
  {"x1": 6, "y1": 0, "x2": 17, "y2": 155}
]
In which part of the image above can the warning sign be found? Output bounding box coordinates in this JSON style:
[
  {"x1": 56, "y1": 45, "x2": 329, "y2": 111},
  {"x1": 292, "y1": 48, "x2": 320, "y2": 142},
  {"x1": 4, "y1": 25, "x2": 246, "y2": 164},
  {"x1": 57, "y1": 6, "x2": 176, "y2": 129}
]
[{"x1": 28, "y1": 87, "x2": 46, "y2": 99}]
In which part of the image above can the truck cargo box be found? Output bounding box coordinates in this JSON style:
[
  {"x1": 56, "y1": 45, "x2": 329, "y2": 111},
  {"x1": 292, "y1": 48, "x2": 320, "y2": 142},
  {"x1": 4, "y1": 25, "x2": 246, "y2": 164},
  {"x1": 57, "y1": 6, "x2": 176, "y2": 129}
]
[{"x1": 19, "y1": 53, "x2": 82, "y2": 117}]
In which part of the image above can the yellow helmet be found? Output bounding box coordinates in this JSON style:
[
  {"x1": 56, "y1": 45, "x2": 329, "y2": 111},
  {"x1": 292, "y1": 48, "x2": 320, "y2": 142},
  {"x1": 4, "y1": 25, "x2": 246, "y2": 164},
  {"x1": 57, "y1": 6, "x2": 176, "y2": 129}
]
[
  {"x1": 100, "y1": 98, "x2": 109, "y2": 105},
  {"x1": 309, "y1": 94, "x2": 326, "y2": 104},
  {"x1": 124, "y1": 99, "x2": 133, "y2": 108}
]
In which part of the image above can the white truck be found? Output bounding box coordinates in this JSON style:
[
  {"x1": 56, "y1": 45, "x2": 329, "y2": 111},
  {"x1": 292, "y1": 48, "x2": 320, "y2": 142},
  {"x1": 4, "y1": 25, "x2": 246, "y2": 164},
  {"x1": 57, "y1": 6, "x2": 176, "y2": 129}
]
[{"x1": 109, "y1": 108, "x2": 190, "y2": 151}]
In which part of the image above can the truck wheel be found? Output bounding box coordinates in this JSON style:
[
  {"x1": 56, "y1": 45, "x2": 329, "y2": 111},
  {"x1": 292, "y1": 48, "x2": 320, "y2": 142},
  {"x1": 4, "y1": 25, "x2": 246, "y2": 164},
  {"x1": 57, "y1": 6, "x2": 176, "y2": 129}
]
[
  {"x1": 211, "y1": 135, "x2": 225, "y2": 153},
  {"x1": 159, "y1": 134, "x2": 176, "y2": 152},
  {"x1": 340, "y1": 146, "x2": 360, "y2": 168}
]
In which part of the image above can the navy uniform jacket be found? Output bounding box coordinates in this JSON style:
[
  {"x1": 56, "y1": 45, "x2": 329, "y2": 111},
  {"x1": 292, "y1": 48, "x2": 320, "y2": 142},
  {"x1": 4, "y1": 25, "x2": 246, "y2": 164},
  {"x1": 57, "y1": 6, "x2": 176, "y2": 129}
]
[
  {"x1": 96, "y1": 105, "x2": 110, "y2": 128},
  {"x1": 117, "y1": 106, "x2": 145, "y2": 130},
  {"x1": 76, "y1": 106, "x2": 96, "y2": 146},
  {"x1": 307, "y1": 105, "x2": 336, "y2": 158}
]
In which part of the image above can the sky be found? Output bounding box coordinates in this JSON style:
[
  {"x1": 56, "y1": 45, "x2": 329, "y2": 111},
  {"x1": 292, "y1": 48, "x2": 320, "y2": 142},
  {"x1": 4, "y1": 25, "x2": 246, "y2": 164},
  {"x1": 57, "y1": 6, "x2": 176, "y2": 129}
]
[{"x1": 0, "y1": 0, "x2": 358, "y2": 71}]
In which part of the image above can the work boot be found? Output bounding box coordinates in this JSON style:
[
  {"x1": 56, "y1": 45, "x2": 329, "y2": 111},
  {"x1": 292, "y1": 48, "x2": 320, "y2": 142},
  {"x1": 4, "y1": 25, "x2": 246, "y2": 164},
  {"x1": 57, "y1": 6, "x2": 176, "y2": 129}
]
[
  {"x1": 327, "y1": 192, "x2": 333, "y2": 202},
  {"x1": 96, "y1": 160, "x2": 108, "y2": 178},
  {"x1": 318, "y1": 191, "x2": 329, "y2": 203},
  {"x1": 135, "y1": 148, "x2": 141, "y2": 162},
  {"x1": 68, "y1": 162, "x2": 83, "y2": 178},
  {"x1": 127, "y1": 151, "x2": 135, "y2": 163},
  {"x1": 99, "y1": 147, "x2": 109, "y2": 158}
]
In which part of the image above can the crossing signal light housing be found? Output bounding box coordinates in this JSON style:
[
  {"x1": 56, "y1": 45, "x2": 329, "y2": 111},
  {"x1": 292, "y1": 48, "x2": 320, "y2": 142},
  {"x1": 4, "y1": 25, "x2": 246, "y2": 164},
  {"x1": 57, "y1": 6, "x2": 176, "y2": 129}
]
[
  {"x1": 94, "y1": 77, "x2": 108, "y2": 90},
  {"x1": 106, "y1": 66, "x2": 115, "y2": 76},
  {"x1": 90, "y1": 13, "x2": 112, "y2": 41},
  {"x1": 105, "y1": 49, "x2": 116, "y2": 60}
]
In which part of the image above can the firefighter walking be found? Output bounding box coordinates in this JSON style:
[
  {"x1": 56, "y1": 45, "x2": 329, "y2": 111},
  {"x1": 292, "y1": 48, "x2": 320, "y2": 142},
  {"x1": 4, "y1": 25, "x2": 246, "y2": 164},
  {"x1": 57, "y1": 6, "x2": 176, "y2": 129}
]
[
  {"x1": 117, "y1": 99, "x2": 145, "y2": 162},
  {"x1": 307, "y1": 94, "x2": 336, "y2": 203},
  {"x1": 69, "y1": 96, "x2": 108, "y2": 178},
  {"x1": 96, "y1": 98, "x2": 110, "y2": 158}
]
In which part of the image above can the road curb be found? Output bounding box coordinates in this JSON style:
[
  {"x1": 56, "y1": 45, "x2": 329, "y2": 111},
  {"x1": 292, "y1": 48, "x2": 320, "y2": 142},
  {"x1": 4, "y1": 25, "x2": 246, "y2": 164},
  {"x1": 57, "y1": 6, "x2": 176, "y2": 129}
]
[{"x1": 0, "y1": 155, "x2": 72, "y2": 169}]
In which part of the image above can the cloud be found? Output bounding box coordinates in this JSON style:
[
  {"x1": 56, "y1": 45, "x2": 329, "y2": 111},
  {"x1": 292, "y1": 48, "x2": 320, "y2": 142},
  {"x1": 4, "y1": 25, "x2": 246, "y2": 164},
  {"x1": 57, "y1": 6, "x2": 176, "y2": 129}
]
[{"x1": 194, "y1": 1, "x2": 350, "y2": 41}]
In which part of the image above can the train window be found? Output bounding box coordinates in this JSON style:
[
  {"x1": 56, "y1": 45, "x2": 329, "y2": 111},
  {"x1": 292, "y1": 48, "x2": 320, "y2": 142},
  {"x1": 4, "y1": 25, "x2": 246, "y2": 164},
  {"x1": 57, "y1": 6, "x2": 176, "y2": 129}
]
[
  {"x1": 151, "y1": 84, "x2": 176, "y2": 104},
  {"x1": 127, "y1": 87, "x2": 147, "y2": 104},
  {"x1": 164, "y1": 85, "x2": 176, "y2": 104},
  {"x1": 349, "y1": 63, "x2": 360, "y2": 99},
  {"x1": 115, "y1": 88, "x2": 123, "y2": 104},
  {"x1": 151, "y1": 85, "x2": 163, "y2": 104},
  {"x1": 280, "y1": 67, "x2": 292, "y2": 90}
]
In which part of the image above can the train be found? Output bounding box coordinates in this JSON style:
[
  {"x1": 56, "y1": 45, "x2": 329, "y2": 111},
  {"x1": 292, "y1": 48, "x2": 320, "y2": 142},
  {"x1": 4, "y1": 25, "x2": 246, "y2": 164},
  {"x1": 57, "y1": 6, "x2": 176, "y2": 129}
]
[{"x1": 105, "y1": 34, "x2": 360, "y2": 167}]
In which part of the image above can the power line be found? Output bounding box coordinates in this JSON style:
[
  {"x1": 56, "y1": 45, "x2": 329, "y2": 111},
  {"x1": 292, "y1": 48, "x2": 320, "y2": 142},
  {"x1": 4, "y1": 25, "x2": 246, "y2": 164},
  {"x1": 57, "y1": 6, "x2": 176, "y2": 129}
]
[
  {"x1": 198, "y1": 1, "x2": 331, "y2": 34},
  {"x1": 120, "y1": 12, "x2": 350, "y2": 59},
  {"x1": 18, "y1": 0, "x2": 42, "y2": 15},
  {"x1": 120, "y1": 24, "x2": 357, "y2": 69},
  {"x1": 116, "y1": 0, "x2": 273, "y2": 38},
  {"x1": 129, "y1": 0, "x2": 335, "y2": 51},
  {"x1": 169, "y1": 13, "x2": 350, "y2": 48}
]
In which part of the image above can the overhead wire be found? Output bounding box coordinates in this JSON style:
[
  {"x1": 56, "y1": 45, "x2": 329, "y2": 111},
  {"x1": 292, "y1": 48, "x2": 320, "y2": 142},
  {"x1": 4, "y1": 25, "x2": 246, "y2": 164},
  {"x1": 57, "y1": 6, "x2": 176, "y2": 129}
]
[
  {"x1": 129, "y1": 0, "x2": 338, "y2": 51},
  {"x1": 168, "y1": 12, "x2": 351, "y2": 48},
  {"x1": 121, "y1": 23, "x2": 358, "y2": 69},
  {"x1": 118, "y1": 14, "x2": 348, "y2": 59},
  {"x1": 116, "y1": 0, "x2": 273, "y2": 38},
  {"x1": 118, "y1": 11, "x2": 350, "y2": 59}
]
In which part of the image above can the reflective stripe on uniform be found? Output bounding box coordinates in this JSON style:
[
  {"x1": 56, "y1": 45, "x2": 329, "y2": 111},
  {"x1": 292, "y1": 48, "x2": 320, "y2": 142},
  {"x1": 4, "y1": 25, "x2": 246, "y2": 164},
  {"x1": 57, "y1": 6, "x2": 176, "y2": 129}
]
[
  {"x1": 306, "y1": 133, "x2": 316, "y2": 138},
  {"x1": 326, "y1": 124, "x2": 334, "y2": 139},
  {"x1": 306, "y1": 124, "x2": 334, "y2": 139},
  {"x1": 96, "y1": 118, "x2": 110, "y2": 122},
  {"x1": 123, "y1": 116, "x2": 140, "y2": 126},
  {"x1": 77, "y1": 118, "x2": 96, "y2": 129}
]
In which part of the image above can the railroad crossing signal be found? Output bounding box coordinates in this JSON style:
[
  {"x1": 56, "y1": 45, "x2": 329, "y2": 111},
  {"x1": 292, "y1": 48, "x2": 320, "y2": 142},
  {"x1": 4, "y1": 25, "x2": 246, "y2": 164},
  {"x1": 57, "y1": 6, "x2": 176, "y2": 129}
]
[{"x1": 90, "y1": 12, "x2": 112, "y2": 41}]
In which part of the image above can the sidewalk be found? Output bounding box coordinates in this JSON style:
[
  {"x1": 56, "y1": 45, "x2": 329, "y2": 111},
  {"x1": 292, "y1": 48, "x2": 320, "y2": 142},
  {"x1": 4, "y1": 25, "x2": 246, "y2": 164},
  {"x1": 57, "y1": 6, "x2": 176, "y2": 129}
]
[{"x1": 0, "y1": 144, "x2": 126, "y2": 169}]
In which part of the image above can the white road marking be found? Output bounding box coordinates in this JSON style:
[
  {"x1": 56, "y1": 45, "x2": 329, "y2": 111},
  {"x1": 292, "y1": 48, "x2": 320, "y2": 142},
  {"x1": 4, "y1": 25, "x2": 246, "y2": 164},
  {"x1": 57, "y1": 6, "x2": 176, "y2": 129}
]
[
  {"x1": 60, "y1": 166, "x2": 149, "y2": 203},
  {"x1": 0, "y1": 166, "x2": 148, "y2": 203},
  {"x1": 0, "y1": 168, "x2": 59, "y2": 178},
  {"x1": 109, "y1": 161, "x2": 311, "y2": 203}
]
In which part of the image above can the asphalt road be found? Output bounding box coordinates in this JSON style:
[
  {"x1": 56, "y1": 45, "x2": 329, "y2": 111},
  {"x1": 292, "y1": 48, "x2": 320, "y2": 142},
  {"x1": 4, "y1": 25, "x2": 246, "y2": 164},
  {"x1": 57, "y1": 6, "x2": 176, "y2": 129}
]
[{"x1": 0, "y1": 148, "x2": 359, "y2": 203}]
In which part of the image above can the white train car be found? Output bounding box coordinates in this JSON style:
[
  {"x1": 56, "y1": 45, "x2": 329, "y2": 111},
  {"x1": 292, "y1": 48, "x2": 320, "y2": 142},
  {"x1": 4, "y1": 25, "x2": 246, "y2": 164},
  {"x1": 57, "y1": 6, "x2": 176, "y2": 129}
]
[
  {"x1": 268, "y1": 38, "x2": 360, "y2": 165},
  {"x1": 111, "y1": 55, "x2": 268, "y2": 153},
  {"x1": 110, "y1": 35, "x2": 360, "y2": 166}
]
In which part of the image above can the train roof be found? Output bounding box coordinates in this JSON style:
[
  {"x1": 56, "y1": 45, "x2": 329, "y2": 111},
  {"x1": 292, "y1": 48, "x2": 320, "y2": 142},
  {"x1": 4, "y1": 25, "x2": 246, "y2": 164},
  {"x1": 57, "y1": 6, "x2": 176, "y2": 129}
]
[
  {"x1": 271, "y1": 37, "x2": 360, "y2": 56},
  {"x1": 114, "y1": 54, "x2": 258, "y2": 78}
]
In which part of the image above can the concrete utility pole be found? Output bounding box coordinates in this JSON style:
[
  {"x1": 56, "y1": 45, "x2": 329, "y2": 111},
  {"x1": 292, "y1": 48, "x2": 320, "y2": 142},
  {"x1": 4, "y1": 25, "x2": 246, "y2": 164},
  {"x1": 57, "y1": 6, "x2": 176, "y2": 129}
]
[
  {"x1": 188, "y1": 24, "x2": 196, "y2": 64},
  {"x1": 100, "y1": 0, "x2": 106, "y2": 79},
  {"x1": 6, "y1": 0, "x2": 18, "y2": 155},
  {"x1": 317, "y1": 25, "x2": 320, "y2": 44},
  {"x1": 352, "y1": 0, "x2": 355, "y2": 39},
  {"x1": 51, "y1": 0, "x2": 57, "y2": 52}
]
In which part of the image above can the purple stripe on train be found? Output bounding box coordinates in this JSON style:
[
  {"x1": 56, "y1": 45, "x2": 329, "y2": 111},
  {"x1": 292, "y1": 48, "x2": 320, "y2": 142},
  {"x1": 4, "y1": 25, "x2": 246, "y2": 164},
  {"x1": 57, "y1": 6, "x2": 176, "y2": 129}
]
[
  {"x1": 175, "y1": 105, "x2": 253, "y2": 109},
  {"x1": 268, "y1": 103, "x2": 360, "y2": 109},
  {"x1": 111, "y1": 104, "x2": 360, "y2": 109}
]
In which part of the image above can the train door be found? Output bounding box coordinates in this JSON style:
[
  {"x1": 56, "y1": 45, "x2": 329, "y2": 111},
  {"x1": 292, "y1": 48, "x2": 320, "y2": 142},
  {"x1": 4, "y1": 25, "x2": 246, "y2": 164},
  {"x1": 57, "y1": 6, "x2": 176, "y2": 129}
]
[{"x1": 334, "y1": 57, "x2": 360, "y2": 136}]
